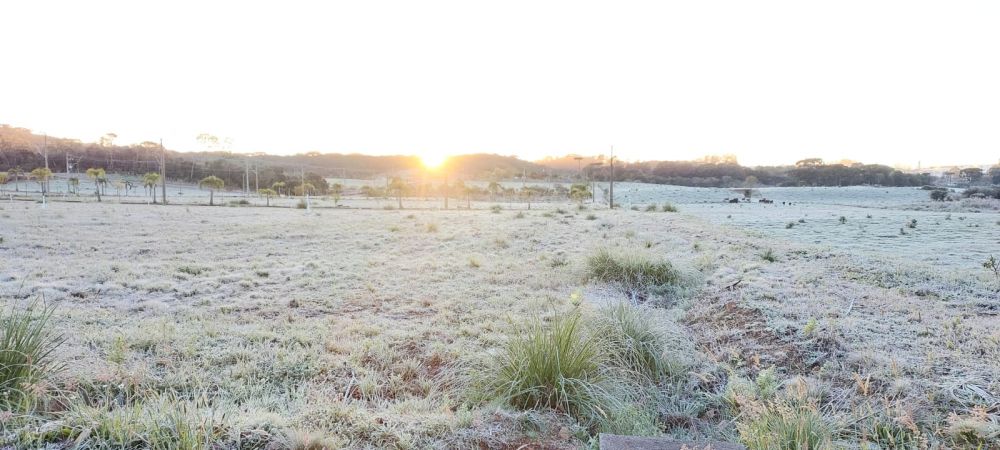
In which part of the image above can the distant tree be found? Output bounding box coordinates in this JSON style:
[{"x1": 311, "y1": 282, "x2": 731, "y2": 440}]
[
  {"x1": 143, "y1": 172, "x2": 161, "y2": 203},
  {"x1": 86, "y1": 168, "x2": 105, "y2": 202},
  {"x1": 68, "y1": 177, "x2": 80, "y2": 194},
  {"x1": 795, "y1": 158, "x2": 824, "y2": 167},
  {"x1": 330, "y1": 183, "x2": 344, "y2": 205},
  {"x1": 271, "y1": 181, "x2": 286, "y2": 196},
  {"x1": 31, "y1": 168, "x2": 52, "y2": 194},
  {"x1": 8, "y1": 168, "x2": 22, "y2": 192},
  {"x1": 389, "y1": 177, "x2": 406, "y2": 209},
  {"x1": 113, "y1": 180, "x2": 125, "y2": 199},
  {"x1": 99, "y1": 133, "x2": 117, "y2": 147},
  {"x1": 200, "y1": 176, "x2": 225, "y2": 206},
  {"x1": 930, "y1": 189, "x2": 948, "y2": 201},
  {"x1": 196, "y1": 133, "x2": 219, "y2": 151},
  {"x1": 487, "y1": 180, "x2": 501, "y2": 202},
  {"x1": 521, "y1": 187, "x2": 534, "y2": 210},
  {"x1": 569, "y1": 183, "x2": 591, "y2": 205},
  {"x1": 960, "y1": 167, "x2": 984, "y2": 183},
  {"x1": 295, "y1": 183, "x2": 315, "y2": 196},
  {"x1": 0, "y1": 172, "x2": 7, "y2": 193},
  {"x1": 258, "y1": 188, "x2": 276, "y2": 206}
]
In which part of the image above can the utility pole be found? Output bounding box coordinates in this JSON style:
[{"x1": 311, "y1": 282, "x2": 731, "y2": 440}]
[
  {"x1": 609, "y1": 145, "x2": 615, "y2": 209},
  {"x1": 254, "y1": 162, "x2": 259, "y2": 193},
  {"x1": 43, "y1": 134, "x2": 49, "y2": 171},
  {"x1": 301, "y1": 167, "x2": 309, "y2": 211},
  {"x1": 160, "y1": 139, "x2": 167, "y2": 205},
  {"x1": 244, "y1": 160, "x2": 250, "y2": 197}
]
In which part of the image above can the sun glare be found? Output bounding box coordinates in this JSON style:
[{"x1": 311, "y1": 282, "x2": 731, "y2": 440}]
[{"x1": 421, "y1": 153, "x2": 448, "y2": 169}]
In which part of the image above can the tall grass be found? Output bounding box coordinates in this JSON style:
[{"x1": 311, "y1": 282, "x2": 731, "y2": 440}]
[
  {"x1": 0, "y1": 298, "x2": 64, "y2": 410},
  {"x1": 593, "y1": 302, "x2": 677, "y2": 381},
  {"x1": 738, "y1": 403, "x2": 832, "y2": 450},
  {"x1": 586, "y1": 248, "x2": 678, "y2": 299},
  {"x1": 482, "y1": 312, "x2": 623, "y2": 429}
]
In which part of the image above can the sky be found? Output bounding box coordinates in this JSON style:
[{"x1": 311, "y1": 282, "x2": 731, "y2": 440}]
[{"x1": 2, "y1": 0, "x2": 999, "y2": 168}]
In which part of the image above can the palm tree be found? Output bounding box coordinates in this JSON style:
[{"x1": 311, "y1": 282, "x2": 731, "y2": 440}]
[
  {"x1": 200, "y1": 175, "x2": 224, "y2": 206},
  {"x1": 258, "y1": 188, "x2": 276, "y2": 206},
  {"x1": 521, "y1": 188, "x2": 534, "y2": 210},
  {"x1": 330, "y1": 183, "x2": 344, "y2": 206},
  {"x1": 143, "y1": 172, "x2": 161, "y2": 203},
  {"x1": 487, "y1": 180, "x2": 501, "y2": 202},
  {"x1": 86, "y1": 168, "x2": 105, "y2": 202},
  {"x1": 9, "y1": 167, "x2": 23, "y2": 192},
  {"x1": 569, "y1": 183, "x2": 591, "y2": 205},
  {"x1": 389, "y1": 177, "x2": 406, "y2": 209},
  {"x1": 31, "y1": 168, "x2": 53, "y2": 194},
  {"x1": 271, "y1": 181, "x2": 286, "y2": 197}
]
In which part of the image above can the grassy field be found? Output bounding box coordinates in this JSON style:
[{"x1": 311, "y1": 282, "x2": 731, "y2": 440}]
[{"x1": 1, "y1": 187, "x2": 998, "y2": 448}]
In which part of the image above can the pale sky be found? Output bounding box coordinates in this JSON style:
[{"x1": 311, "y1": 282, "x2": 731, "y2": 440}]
[{"x1": 3, "y1": 0, "x2": 999, "y2": 167}]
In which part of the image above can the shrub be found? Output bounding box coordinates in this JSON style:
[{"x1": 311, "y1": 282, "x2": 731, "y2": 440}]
[
  {"x1": 838, "y1": 216, "x2": 847, "y2": 224},
  {"x1": 296, "y1": 200, "x2": 308, "y2": 209},
  {"x1": 585, "y1": 248, "x2": 679, "y2": 298},
  {"x1": 490, "y1": 205, "x2": 502, "y2": 213},
  {"x1": 426, "y1": 223, "x2": 438, "y2": 233},
  {"x1": 645, "y1": 204, "x2": 658, "y2": 212},
  {"x1": 786, "y1": 222, "x2": 795, "y2": 229},
  {"x1": 761, "y1": 249, "x2": 778, "y2": 263},
  {"x1": 930, "y1": 189, "x2": 948, "y2": 201},
  {"x1": 907, "y1": 219, "x2": 917, "y2": 229},
  {"x1": 661, "y1": 203, "x2": 678, "y2": 213},
  {"x1": 481, "y1": 312, "x2": 621, "y2": 428},
  {"x1": 514, "y1": 212, "x2": 525, "y2": 219},
  {"x1": 585, "y1": 214, "x2": 597, "y2": 220},
  {"x1": 1, "y1": 298, "x2": 64, "y2": 410}
]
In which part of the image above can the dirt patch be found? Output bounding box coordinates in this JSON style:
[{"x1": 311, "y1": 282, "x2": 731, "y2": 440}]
[{"x1": 685, "y1": 292, "x2": 808, "y2": 374}]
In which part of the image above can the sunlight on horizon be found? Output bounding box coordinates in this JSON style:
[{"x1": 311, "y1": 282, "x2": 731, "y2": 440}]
[{"x1": 420, "y1": 153, "x2": 449, "y2": 169}]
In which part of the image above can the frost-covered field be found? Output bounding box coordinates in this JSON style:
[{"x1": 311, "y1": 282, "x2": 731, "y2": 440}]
[
  {"x1": 1, "y1": 184, "x2": 999, "y2": 448},
  {"x1": 613, "y1": 184, "x2": 1000, "y2": 269}
]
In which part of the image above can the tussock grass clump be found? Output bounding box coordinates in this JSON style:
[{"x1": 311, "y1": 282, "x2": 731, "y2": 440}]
[
  {"x1": 738, "y1": 403, "x2": 832, "y2": 450},
  {"x1": 585, "y1": 248, "x2": 679, "y2": 298},
  {"x1": 1, "y1": 298, "x2": 64, "y2": 410},
  {"x1": 593, "y1": 303, "x2": 678, "y2": 381},
  {"x1": 661, "y1": 203, "x2": 678, "y2": 213},
  {"x1": 760, "y1": 249, "x2": 778, "y2": 263},
  {"x1": 481, "y1": 312, "x2": 623, "y2": 429}
]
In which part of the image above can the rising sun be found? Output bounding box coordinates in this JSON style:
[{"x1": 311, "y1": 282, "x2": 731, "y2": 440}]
[{"x1": 420, "y1": 153, "x2": 449, "y2": 169}]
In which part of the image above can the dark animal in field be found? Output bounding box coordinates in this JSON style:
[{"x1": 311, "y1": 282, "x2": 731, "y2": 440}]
[{"x1": 728, "y1": 198, "x2": 740, "y2": 203}]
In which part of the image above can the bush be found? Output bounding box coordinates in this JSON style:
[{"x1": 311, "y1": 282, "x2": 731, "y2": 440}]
[
  {"x1": 1, "y1": 298, "x2": 64, "y2": 410},
  {"x1": 661, "y1": 203, "x2": 678, "y2": 213},
  {"x1": 760, "y1": 249, "x2": 778, "y2": 263},
  {"x1": 645, "y1": 204, "x2": 658, "y2": 212},
  {"x1": 481, "y1": 312, "x2": 622, "y2": 428},
  {"x1": 585, "y1": 248, "x2": 679, "y2": 298},
  {"x1": 930, "y1": 189, "x2": 949, "y2": 201}
]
